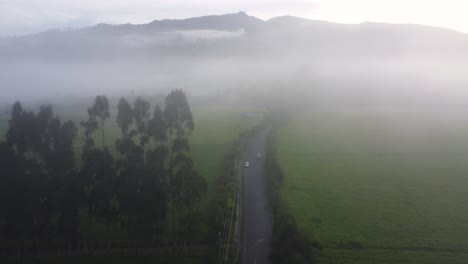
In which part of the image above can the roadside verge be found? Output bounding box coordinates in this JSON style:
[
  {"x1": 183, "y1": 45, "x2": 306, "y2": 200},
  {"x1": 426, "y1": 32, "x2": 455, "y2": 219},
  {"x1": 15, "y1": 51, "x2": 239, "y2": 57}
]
[{"x1": 265, "y1": 129, "x2": 322, "y2": 264}]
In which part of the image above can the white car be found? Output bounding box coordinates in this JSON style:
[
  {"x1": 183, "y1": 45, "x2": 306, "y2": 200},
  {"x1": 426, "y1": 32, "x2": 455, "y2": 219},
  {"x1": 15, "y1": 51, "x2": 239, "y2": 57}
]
[
  {"x1": 257, "y1": 154, "x2": 262, "y2": 159},
  {"x1": 244, "y1": 161, "x2": 250, "y2": 167}
]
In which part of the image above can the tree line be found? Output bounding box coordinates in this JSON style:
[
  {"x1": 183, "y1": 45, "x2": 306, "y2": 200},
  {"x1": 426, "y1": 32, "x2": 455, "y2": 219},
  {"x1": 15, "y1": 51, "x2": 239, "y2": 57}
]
[{"x1": 0, "y1": 90, "x2": 207, "y2": 257}]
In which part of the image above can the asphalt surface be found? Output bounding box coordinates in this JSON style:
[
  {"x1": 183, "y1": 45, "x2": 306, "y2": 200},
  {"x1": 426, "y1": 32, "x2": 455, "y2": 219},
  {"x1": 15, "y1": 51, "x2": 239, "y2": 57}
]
[{"x1": 242, "y1": 129, "x2": 272, "y2": 264}]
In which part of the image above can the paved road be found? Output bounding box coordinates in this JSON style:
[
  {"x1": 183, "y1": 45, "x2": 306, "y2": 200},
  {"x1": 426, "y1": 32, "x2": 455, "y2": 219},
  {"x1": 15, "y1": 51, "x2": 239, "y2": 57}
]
[{"x1": 242, "y1": 128, "x2": 272, "y2": 264}]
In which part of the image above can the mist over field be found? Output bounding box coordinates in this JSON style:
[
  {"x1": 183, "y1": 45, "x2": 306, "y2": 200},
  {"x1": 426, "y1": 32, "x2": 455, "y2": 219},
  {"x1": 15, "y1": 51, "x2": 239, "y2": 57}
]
[
  {"x1": 1, "y1": 12, "x2": 468, "y2": 106},
  {"x1": 3, "y1": 3, "x2": 468, "y2": 263}
]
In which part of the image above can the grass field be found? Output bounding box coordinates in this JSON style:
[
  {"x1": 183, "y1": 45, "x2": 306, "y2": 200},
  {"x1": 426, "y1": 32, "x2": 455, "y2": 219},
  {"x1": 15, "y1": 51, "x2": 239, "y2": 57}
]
[
  {"x1": 0, "y1": 103, "x2": 263, "y2": 241},
  {"x1": 187, "y1": 105, "x2": 262, "y2": 238},
  {"x1": 275, "y1": 107, "x2": 468, "y2": 263}
]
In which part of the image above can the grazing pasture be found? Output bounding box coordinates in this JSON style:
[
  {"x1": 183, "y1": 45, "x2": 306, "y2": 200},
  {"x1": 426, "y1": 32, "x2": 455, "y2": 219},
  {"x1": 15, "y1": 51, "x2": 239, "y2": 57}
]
[{"x1": 276, "y1": 107, "x2": 468, "y2": 263}]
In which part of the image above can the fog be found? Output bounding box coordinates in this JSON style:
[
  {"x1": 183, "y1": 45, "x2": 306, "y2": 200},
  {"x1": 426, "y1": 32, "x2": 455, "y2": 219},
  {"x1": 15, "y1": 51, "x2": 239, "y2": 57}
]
[{"x1": 1, "y1": 12, "x2": 468, "y2": 107}]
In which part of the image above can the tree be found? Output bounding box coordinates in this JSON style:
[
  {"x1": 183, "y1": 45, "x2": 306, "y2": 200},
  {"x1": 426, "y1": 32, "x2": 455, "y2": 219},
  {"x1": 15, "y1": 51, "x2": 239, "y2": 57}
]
[
  {"x1": 2, "y1": 102, "x2": 79, "y2": 257},
  {"x1": 117, "y1": 98, "x2": 133, "y2": 136},
  {"x1": 87, "y1": 95, "x2": 110, "y2": 149},
  {"x1": 0, "y1": 91, "x2": 205, "y2": 256},
  {"x1": 116, "y1": 97, "x2": 167, "y2": 249},
  {"x1": 163, "y1": 90, "x2": 206, "y2": 241},
  {"x1": 41, "y1": 116, "x2": 78, "y2": 255},
  {"x1": 0, "y1": 141, "x2": 29, "y2": 258},
  {"x1": 80, "y1": 95, "x2": 116, "y2": 253},
  {"x1": 143, "y1": 104, "x2": 169, "y2": 244},
  {"x1": 147, "y1": 104, "x2": 166, "y2": 143},
  {"x1": 163, "y1": 90, "x2": 194, "y2": 138},
  {"x1": 115, "y1": 98, "x2": 143, "y2": 250},
  {"x1": 92, "y1": 149, "x2": 117, "y2": 251},
  {"x1": 144, "y1": 144, "x2": 168, "y2": 241},
  {"x1": 5, "y1": 104, "x2": 52, "y2": 256},
  {"x1": 132, "y1": 97, "x2": 150, "y2": 151}
]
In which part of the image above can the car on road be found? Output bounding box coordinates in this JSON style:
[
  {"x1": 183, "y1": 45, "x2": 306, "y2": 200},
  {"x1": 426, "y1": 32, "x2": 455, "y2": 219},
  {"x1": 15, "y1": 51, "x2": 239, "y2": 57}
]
[
  {"x1": 257, "y1": 154, "x2": 262, "y2": 159},
  {"x1": 244, "y1": 161, "x2": 250, "y2": 167}
]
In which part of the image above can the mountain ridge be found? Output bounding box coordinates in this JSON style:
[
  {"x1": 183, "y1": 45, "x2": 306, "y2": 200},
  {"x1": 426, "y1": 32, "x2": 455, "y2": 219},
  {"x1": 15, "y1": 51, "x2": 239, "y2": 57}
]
[
  {"x1": 5, "y1": 11, "x2": 467, "y2": 39},
  {"x1": 1, "y1": 12, "x2": 468, "y2": 106}
]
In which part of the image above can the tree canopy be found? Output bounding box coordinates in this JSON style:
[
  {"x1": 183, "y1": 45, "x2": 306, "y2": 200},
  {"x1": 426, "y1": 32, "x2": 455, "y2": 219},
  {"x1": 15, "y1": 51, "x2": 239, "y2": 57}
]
[{"x1": 0, "y1": 90, "x2": 206, "y2": 258}]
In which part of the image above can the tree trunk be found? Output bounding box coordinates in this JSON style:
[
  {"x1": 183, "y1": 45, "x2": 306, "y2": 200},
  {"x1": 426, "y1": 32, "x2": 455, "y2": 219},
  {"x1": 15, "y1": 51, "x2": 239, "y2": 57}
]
[
  {"x1": 171, "y1": 202, "x2": 176, "y2": 241},
  {"x1": 101, "y1": 120, "x2": 105, "y2": 149},
  {"x1": 85, "y1": 209, "x2": 92, "y2": 256},
  {"x1": 68, "y1": 236, "x2": 72, "y2": 257},
  {"x1": 84, "y1": 233, "x2": 88, "y2": 255},
  {"x1": 106, "y1": 223, "x2": 111, "y2": 253},
  {"x1": 142, "y1": 142, "x2": 146, "y2": 165},
  {"x1": 35, "y1": 236, "x2": 40, "y2": 257},
  {"x1": 23, "y1": 241, "x2": 28, "y2": 262},
  {"x1": 127, "y1": 239, "x2": 131, "y2": 256},
  {"x1": 134, "y1": 239, "x2": 138, "y2": 256},
  {"x1": 17, "y1": 243, "x2": 21, "y2": 263}
]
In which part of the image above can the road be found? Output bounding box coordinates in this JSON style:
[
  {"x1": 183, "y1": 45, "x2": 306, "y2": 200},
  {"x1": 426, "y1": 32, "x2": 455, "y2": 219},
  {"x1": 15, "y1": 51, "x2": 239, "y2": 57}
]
[{"x1": 242, "y1": 128, "x2": 272, "y2": 264}]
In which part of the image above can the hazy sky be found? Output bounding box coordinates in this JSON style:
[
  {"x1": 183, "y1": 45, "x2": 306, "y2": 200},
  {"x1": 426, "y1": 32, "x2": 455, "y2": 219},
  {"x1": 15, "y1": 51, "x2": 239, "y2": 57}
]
[{"x1": 1, "y1": 0, "x2": 467, "y2": 36}]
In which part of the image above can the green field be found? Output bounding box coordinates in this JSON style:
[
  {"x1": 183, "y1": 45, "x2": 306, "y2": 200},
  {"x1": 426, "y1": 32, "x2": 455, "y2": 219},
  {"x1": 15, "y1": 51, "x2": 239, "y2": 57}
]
[
  {"x1": 276, "y1": 107, "x2": 468, "y2": 263},
  {"x1": 187, "y1": 105, "x2": 262, "y2": 237},
  {"x1": 0, "y1": 103, "x2": 262, "y2": 241}
]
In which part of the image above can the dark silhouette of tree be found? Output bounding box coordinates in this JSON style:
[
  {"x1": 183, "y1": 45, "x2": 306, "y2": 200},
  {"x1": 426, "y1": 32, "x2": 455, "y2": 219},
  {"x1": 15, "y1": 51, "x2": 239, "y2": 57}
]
[
  {"x1": 132, "y1": 97, "x2": 151, "y2": 151},
  {"x1": 43, "y1": 117, "x2": 78, "y2": 255},
  {"x1": 163, "y1": 90, "x2": 194, "y2": 137},
  {"x1": 1, "y1": 102, "x2": 79, "y2": 257},
  {"x1": 93, "y1": 149, "x2": 117, "y2": 252},
  {"x1": 163, "y1": 90, "x2": 206, "y2": 241},
  {"x1": 116, "y1": 97, "x2": 167, "y2": 249},
  {"x1": 0, "y1": 90, "x2": 206, "y2": 257},
  {"x1": 6, "y1": 104, "x2": 51, "y2": 256},
  {"x1": 115, "y1": 97, "x2": 144, "y2": 251},
  {"x1": 80, "y1": 95, "x2": 116, "y2": 253},
  {"x1": 143, "y1": 143, "x2": 168, "y2": 242},
  {"x1": 144, "y1": 104, "x2": 169, "y2": 244},
  {"x1": 147, "y1": 104, "x2": 166, "y2": 143},
  {"x1": 117, "y1": 98, "x2": 133, "y2": 136},
  {"x1": 0, "y1": 140, "x2": 30, "y2": 259},
  {"x1": 87, "y1": 95, "x2": 110, "y2": 149}
]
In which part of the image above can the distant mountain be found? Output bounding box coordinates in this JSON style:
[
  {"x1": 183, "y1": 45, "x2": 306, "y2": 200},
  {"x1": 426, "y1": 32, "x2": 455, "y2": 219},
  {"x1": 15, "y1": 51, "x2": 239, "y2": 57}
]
[
  {"x1": 2, "y1": 11, "x2": 466, "y2": 60},
  {"x1": 1, "y1": 12, "x2": 468, "y2": 104},
  {"x1": 70, "y1": 11, "x2": 263, "y2": 35},
  {"x1": 145, "y1": 11, "x2": 263, "y2": 32},
  {"x1": 259, "y1": 15, "x2": 468, "y2": 58}
]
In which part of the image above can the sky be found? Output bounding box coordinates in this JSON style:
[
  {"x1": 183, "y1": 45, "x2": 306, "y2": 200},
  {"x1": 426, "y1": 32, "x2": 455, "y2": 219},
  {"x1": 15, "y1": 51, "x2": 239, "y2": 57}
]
[{"x1": 1, "y1": 0, "x2": 467, "y2": 36}]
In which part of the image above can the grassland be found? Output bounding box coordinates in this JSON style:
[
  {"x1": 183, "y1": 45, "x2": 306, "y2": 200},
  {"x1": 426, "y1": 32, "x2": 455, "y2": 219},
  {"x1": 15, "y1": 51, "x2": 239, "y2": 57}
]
[
  {"x1": 275, "y1": 107, "x2": 468, "y2": 263},
  {"x1": 187, "y1": 105, "x2": 262, "y2": 238}
]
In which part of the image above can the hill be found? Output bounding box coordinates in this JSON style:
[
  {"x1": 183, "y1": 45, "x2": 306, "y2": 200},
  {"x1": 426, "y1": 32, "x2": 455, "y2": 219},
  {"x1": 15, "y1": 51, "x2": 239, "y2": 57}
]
[{"x1": 1, "y1": 12, "x2": 467, "y2": 104}]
